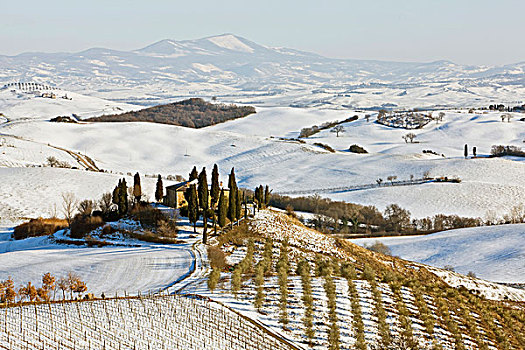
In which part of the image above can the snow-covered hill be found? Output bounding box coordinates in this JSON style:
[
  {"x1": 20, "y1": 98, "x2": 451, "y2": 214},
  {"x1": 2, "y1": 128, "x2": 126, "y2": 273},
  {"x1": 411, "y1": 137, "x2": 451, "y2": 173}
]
[
  {"x1": 2, "y1": 106, "x2": 523, "y2": 221},
  {"x1": 352, "y1": 224, "x2": 525, "y2": 284},
  {"x1": 1, "y1": 34, "x2": 524, "y2": 108},
  {"x1": 0, "y1": 84, "x2": 139, "y2": 121}
]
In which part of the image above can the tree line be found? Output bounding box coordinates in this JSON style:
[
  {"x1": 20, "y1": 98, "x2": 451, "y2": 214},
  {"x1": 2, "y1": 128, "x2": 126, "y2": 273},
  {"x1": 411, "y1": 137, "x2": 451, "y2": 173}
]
[
  {"x1": 270, "y1": 194, "x2": 490, "y2": 236},
  {"x1": 0, "y1": 272, "x2": 88, "y2": 305}
]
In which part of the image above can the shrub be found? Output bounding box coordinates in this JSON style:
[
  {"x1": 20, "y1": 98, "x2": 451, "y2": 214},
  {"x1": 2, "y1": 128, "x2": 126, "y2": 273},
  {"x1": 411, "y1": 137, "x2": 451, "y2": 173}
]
[
  {"x1": 360, "y1": 264, "x2": 375, "y2": 281},
  {"x1": 13, "y1": 218, "x2": 68, "y2": 240},
  {"x1": 313, "y1": 142, "x2": 336, "y2": 153},
  {"x1": 130, "y1": 204, "x2": 166, "y2": 228},
  {"x1": 366, "y1": 241, "x2": 392, "y2": 256},
  {"x1": 100, "y1": 224, "x2": 116, "y2": 237},
  {"x1": 70, "y1": 215, "x2": 104, "y2": 239},
  {"x1": 285, "y1": 205, "x2": 297, "y2": 219},
  {"x1": 207, "y1": 268, "x2": 221, "y2": 292},
  {"x1": 349, "y1": 144, "x2": 368, "y2": 153},
  {"x1": 208, "y1": 246, "x2": 227, "y2": 270}
]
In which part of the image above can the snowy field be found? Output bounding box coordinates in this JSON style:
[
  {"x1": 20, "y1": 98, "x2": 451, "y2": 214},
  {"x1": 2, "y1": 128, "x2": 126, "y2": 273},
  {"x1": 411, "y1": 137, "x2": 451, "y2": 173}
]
[
  {"x1": 0, "y1": 236, "x2": 193, "y2": 296},
  {"x1": 2, "y1": 99, "x2": 524, "y2": 219},
  {"x1": 352, "y1": 224, "x2": 525, "y2": 284}
]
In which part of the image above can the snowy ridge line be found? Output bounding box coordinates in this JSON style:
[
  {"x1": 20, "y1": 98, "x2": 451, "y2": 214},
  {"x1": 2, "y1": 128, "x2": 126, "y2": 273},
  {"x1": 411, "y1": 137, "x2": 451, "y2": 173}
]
[
  {"x1": 276, "y1": 178, "x2": 434, "y2": 195},
  {"x1": 180, "y1": 292, "x2": 304, "y2": 350}
]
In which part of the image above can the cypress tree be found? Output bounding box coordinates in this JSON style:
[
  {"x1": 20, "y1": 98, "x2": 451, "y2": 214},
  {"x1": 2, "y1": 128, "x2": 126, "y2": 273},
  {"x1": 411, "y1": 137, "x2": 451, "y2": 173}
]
[
  {"x1": 227, "y1": 168, "x2": 237, "y2": 225},
  {"x1": 186, "y1": 184, "x2": 198, "y2": 232},
  {"x1": 155, "y1": 175, "x2": 163, "y2": 203},
  {"x1": 254, "y1": 186, "x2": 260, "y2": 209},
  {"x1": 210, "y1": 164, "x2": 220, "y2": 207},
  {"x1": 112, "y1": 180, "x2": 121, "y2": 206},
  {"x1": 464, "y1": 144, "x2": 468, "y2": 159},
  {"x1": 133, "y1": 172, "x2": 142, "y2": 203},
  {"x1": 198, "y1": 168, "x2": 209, "y2": 243},
  {"x1": 218, "y1": 189, "x2": 227, "y2": 228},
  {"x1": 244, "y1": 191, "x2": 248, "y2": 219},
  {"x1": 264, "y1": 185, "x2": 270, "y2": 207},
  {"x1": 210, "y1": 164, "x2": 220, "y2": 234},
  {"x1": 118, "y1": 178, "x2": 128, "y2": 216},
  {"x1": 228, "y1": 167, "x2": 236, "y2": 189},
  {"x1": 235, "y1": 189, "x2": 242, "y2": 221},
  {"x1": 189, "y1": 166, "x2": 198, "y2": 181}
]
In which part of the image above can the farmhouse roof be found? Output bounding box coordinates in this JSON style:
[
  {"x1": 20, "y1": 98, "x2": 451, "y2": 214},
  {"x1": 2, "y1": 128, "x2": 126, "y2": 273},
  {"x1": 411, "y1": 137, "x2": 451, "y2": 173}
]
[{"x1": 166, "y1": 179, "x2": 198, "y2": 191}]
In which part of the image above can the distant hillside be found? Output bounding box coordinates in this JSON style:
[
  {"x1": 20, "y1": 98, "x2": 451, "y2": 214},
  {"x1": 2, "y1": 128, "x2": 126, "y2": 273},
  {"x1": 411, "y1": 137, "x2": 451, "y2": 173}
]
[{"x1": 85, "y1": 98, "x2": 256, "y2": 128}]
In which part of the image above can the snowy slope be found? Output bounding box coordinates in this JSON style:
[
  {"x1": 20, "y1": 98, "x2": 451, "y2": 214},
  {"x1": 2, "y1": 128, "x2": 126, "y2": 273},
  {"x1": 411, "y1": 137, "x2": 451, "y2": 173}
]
[
  {"x1": 351, "y1": 224, "x2": 525, "y2": 283},
  {"x1": 2, "y1": 107, "x2": 524, "y2": 220},
  {"x1": 0, "y1": 86, "x2": 139, "y2": 121},
  {"x1": 1, "y1": 34, "x2": 525, "y2": 108}
]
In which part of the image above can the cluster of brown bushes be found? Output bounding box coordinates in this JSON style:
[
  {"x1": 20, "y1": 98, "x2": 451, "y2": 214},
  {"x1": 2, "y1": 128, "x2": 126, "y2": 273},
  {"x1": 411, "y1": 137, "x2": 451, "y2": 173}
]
[
  {"x1": 299, "y1": 115, "x2": 358, "y2": 138},
  {"x1": 130, "y1": 204, "x2": 178, "y2": 237},
  {"x1": 70, "y1": 215, "x2": 105, "y2": 239},
  {"x1": 349, "y1": 144, "x2": 367, "y2": 153},
  {"x1": 85, "y1": 98, "x2": 256, "y2": 128},
  {"x1": 313, "y1": 142, "x2": 336, "y2": 153},
  {"x1": 14, "y1": 218, "x2": 68, "y2": 240}
]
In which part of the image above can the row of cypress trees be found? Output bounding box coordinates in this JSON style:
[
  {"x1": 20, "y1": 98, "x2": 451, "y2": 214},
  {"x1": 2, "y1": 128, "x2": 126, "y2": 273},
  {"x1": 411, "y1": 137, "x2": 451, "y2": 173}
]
[{"x1": 184, "y1": 165, "x2": 244, "y2": 243}]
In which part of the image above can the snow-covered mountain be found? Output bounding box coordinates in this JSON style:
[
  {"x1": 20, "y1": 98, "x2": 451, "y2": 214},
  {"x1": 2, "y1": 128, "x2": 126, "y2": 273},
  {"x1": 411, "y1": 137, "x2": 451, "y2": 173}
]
[{"x1": 1, "y1": 34, "x2": 524, "y2": 108}]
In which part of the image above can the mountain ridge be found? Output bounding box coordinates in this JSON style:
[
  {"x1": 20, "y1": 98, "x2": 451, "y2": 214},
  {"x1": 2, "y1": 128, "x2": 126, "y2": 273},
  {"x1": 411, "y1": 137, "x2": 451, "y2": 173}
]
[{"x1": 1, "y1": 34, "x2": 524, "y2": 108}]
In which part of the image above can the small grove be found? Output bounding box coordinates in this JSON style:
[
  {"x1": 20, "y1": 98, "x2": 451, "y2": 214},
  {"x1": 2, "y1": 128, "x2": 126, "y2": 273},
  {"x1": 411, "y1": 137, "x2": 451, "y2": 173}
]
[
  {"x1": 270, "y1": 193, "x2": 525, "y2": 237},
  {"x1": 0, "y1": 272, "x2": 89, "y2": 305}
]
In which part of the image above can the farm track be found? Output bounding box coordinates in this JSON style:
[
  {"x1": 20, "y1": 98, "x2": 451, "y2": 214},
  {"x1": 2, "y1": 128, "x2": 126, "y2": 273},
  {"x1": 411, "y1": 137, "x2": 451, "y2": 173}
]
[
  {"x1": 0, "y1": 117, "x2": 100, "y2": 171},
  {"x1": 277, "y1": 178, "x2": 435, "y2": 195}
]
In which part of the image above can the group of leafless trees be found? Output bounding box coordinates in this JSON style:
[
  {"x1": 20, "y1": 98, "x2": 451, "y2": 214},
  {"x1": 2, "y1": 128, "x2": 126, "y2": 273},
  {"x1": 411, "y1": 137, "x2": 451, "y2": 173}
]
[
  {"x1": 0, "y1": 272, "x2": 88, "y2": 304},
  {"x1": 272, "y1": 193, "x2": 489, "y2": 235},
  {"x1": 46, "y1": 156, "x2": 72, "y2": 169},
  {"x1": 490, "y1": 145, "x2": 524, "y2": 157},
  {"x1": 86, "y1": 98, "x2": 256, "y2": 128}
]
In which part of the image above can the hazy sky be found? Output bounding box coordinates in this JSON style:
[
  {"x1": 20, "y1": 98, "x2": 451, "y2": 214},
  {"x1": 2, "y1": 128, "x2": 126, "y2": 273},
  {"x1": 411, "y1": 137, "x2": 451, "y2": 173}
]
[{"x1": 1, "y1": 0, "x2": 523, "y2": 65}]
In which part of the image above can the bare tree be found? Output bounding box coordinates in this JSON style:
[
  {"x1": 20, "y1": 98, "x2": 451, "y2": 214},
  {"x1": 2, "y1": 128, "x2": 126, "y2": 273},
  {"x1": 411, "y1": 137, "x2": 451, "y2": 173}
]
[
  {"x1": 402, "y1": 133, "x2": 416, "y2": 143},
  {"x1": 61, "y1": 192, "x2": 77, "y2": 227},
  {"x1": 365, "y1": 114, "x2": 371, "y2": 122},
  {"x1": 78, "y1": 199, "x2": 94, "y2": 216},
  {"x1": 376, "y1": 178, "x2": 383, "y2": 186},
  {"x1": 98, "y1": 192, "x2": 113, "y2": 215},
  {"x1": 387, "y1": 175, "x2": 398, "y2": 185},
  {"x1": 436, "y1": 112, "x2": 445, "y2": 124},
  {"x1": 330, "y1": 125, "x2": 345, "y2": 137}
]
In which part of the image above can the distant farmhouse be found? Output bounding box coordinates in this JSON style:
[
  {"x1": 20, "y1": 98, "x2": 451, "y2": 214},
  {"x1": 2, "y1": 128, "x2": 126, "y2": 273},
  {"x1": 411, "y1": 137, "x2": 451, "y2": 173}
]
[{"x1": 164, "y1": 179, "x2": 229, "y2": 209}]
